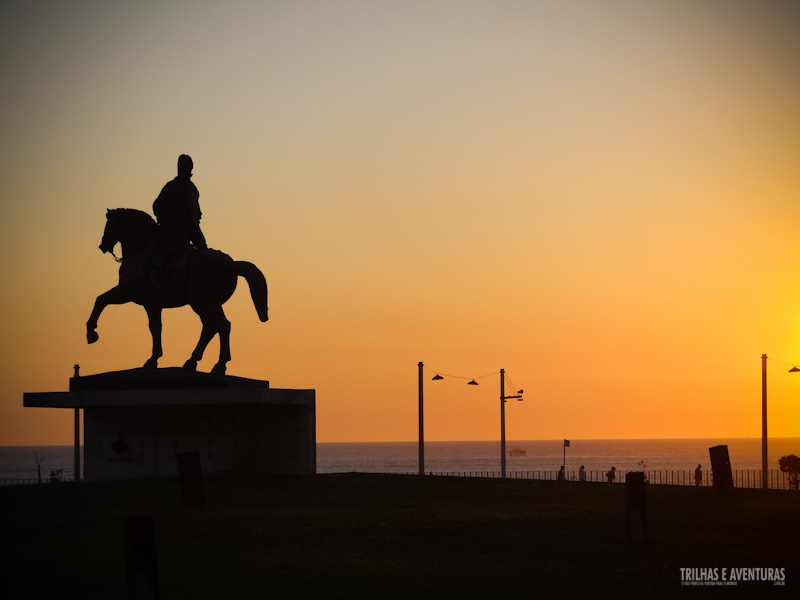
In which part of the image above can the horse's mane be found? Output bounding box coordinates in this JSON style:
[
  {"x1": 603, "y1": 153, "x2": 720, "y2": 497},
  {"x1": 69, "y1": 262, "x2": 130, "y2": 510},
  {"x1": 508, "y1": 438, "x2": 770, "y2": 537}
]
[{"x1": 108, "y1": 208, "x2": 157, "y2": 229}]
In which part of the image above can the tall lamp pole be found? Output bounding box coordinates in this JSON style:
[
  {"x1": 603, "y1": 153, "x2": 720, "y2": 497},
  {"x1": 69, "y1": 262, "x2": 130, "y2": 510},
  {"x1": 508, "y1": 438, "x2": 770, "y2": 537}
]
[
  {"x1": 500, "y1": 368, "x2": 523, "y2": 479},
  {"x1": 418, "y1": 361, "x2": 424, "y2": 476},
  {"x1": 761, "y1": 354, "x2": 768, "y2": 490},
  {"x1": 759, "y1": 354, "x2": 799, "y2": 490},
  {"x1": 500, "y1": 369, "x2": 506, "y2": 478},
  {"x1": 421, "y1": 364, "x2": 522, "y2": 479}
]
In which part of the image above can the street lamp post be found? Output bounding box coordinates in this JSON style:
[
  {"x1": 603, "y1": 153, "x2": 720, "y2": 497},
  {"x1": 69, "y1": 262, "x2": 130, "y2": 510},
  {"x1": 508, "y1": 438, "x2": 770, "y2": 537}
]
[
  {"x1": 418, "y1": 361, "x2": 424, "y2": 476},
  {"x1": 501, "y1": 369, "x2": 506, "y2": 478},
  {"x1": 421, "y1": 364, "x2": 522, "y2": 479},
  {"x1": 760, "y1": 354, "x2": 799, "y2": 490},
  {"x1": 500, "y1": 368, "x2": 523, "y2": 479},
  {"x1": 762, "y1": 354, "x2": 768, "y2": 490}
]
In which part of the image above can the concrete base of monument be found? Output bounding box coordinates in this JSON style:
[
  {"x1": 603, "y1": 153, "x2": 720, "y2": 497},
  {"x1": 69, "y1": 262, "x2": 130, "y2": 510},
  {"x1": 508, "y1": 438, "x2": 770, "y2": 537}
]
[{"x1": 24, "y1": 368, "x2": 316, "y2": 481}]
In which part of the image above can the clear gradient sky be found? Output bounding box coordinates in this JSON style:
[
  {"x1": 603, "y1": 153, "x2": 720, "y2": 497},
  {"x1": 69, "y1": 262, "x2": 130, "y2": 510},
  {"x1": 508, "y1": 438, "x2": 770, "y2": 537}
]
[{"x1": 1, "y1": 1, "x2": 799, "y2": 445}]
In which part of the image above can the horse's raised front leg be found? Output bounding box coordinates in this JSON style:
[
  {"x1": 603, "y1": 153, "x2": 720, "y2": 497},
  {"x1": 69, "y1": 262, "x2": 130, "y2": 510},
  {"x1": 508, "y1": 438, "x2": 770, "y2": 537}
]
[
  {"x1": 86, "y1": 286, "x2": 130, "y2": 344},
  {"x1": 143, "y1": 305, "x2": 163, "y2": 369}
]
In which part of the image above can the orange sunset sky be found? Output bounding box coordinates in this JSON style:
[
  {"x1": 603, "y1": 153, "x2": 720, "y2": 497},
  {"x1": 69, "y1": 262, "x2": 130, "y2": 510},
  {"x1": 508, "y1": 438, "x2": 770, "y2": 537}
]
[{"x1": 1, "y1": 1, "x2": 799, "y2": 445}]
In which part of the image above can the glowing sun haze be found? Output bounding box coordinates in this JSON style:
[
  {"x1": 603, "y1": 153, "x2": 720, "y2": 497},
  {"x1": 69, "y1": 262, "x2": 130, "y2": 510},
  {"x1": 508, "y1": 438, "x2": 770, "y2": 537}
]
[{"x1": 1, "y1": 0, "x2": 799, "y2": 445}]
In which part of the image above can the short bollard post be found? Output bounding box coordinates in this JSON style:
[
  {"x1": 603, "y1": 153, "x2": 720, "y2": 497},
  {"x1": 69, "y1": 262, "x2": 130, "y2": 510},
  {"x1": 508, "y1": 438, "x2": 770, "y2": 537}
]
[
  {"x1": 124, "y1": 516, "x2": 159, "y2": 600},
  {"x1": 709, "y1": 445, "x2": 734, "y2": 495},
  {"x1": 175, "y1": 450, "x2": 206, "y2": 507},
  {"x1": 626, "y1": 471, "x2": 647, "y2": 541}
]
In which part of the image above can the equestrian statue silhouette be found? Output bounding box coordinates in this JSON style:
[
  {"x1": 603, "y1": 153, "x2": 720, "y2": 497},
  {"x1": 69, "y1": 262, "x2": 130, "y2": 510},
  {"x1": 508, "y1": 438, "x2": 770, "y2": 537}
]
[{"x1": 85, "y1": 157, "x2": 267, "y2": 375}]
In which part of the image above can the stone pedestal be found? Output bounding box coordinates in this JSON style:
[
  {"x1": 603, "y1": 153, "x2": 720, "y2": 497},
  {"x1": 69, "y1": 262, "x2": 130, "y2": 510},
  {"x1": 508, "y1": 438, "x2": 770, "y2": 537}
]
[{"x1": 24, "y1": 368, "x2": 315, "y2": 480}]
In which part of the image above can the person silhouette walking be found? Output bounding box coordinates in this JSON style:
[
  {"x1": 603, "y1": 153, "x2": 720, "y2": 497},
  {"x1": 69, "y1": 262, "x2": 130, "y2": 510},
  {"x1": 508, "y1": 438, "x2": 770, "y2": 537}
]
[{"x1": 606, "y1": 466, "x2": 616, "y2": 483}]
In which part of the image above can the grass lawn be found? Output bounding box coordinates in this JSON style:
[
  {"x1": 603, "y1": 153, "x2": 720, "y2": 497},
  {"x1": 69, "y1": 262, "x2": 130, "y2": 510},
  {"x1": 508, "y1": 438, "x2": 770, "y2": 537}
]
[{"x1": 1, "y1": 473, "x2": 798, "y2": 599}]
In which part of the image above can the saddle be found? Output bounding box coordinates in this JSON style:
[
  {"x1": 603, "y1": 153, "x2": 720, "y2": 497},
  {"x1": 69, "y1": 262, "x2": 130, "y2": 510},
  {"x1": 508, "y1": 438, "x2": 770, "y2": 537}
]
[{"x1": 141, "y1": 244, "x2": 196, "y2": 300}]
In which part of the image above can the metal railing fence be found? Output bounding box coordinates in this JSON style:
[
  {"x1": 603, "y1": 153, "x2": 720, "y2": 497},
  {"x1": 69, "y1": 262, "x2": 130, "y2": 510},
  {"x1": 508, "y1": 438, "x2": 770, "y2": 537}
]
[
  {"x1": 2, "y1": 469, "x2": 798, "y2": 490},
  {"x1": 408, "y1": 469, "x2": 799, "y2": 490}
]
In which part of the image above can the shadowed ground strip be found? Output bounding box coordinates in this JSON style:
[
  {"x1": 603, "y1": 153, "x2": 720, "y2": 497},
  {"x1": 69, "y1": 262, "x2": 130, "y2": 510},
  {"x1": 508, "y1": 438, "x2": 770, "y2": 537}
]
[{"x1": 1, "y1": 473, "x2": 797, "y2": 599}]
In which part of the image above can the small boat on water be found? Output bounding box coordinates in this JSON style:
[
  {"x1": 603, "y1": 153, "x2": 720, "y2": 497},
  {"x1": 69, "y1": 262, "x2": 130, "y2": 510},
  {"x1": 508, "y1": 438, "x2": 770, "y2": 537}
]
[{"x1": 508, "y1": 448, "x2": 526, "y2": 457}]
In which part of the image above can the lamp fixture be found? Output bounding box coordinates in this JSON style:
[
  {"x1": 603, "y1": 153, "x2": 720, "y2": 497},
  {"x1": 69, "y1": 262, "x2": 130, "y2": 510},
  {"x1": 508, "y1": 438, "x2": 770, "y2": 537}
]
[{"x1": 432, "y1": 373, "x2": 444, "y2": 380}]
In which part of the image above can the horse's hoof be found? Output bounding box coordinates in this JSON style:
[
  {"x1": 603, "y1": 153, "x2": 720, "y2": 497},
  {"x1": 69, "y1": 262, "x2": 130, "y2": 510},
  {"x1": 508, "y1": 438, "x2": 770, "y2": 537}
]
[
  {"x1": 143, "y1": 358, "x2": 158, "y2": 369},
  {"x1": 182, "y1": 360, "x2": 198, "y2": 372},
  {"x1": 87, "y1": 331, "x2": 99, "y2": 344},
  {"x1": 211, "y1": 364, "x2": 227, "y2": 376}
]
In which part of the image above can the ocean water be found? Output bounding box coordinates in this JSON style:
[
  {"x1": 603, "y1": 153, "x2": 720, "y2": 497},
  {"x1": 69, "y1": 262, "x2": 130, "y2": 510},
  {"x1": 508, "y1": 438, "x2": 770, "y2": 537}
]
[
  {"x1": 2, "y1": 438, "x2": 798, "y2": 482},
  {"x1": 0, "y1": 446, "x2": 84, "y2": 482},
  {"x1": 316, "y1": 438, "x2": 800, "y2": 475}
]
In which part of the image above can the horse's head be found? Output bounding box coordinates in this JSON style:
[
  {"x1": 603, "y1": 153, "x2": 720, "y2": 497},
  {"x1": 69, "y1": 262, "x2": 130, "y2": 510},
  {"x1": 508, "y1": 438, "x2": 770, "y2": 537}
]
[
  {"x1": 99, "y1": 209, "x2": 123, "y2": 254},
  {"x1": 100, "y1": 209, "x2": 157, "y2": 258}
]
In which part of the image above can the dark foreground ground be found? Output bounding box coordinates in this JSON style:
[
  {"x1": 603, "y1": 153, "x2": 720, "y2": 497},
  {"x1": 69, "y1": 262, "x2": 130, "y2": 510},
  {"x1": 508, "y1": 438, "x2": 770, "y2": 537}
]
[{"x1": 1, "y1": 473, "x2": 798, "y2": 599}]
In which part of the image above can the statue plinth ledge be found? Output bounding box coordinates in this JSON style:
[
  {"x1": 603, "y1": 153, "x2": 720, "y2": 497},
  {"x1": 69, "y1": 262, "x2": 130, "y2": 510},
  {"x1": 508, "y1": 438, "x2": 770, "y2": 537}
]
[{"x1": 24, "y1": 368, "x2": 316, "y2": 480}]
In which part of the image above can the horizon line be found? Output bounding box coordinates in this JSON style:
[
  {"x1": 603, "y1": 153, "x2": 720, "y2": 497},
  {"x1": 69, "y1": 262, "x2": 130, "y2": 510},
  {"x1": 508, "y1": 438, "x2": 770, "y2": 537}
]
[{"x1": 3, "y1": 435, "x2": 799, "y2": 449}]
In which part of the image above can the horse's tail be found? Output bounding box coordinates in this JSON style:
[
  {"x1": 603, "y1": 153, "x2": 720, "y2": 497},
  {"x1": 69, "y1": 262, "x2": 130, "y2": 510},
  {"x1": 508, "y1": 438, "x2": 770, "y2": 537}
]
[{"x1": 235, "y1": 261, "x2": 268, "y2": 322}]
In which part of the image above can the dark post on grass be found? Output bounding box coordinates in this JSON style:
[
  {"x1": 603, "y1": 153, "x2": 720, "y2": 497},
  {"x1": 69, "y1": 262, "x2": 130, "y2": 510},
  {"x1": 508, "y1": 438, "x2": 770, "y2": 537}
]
[
  {"x1": 626, "y1": 471, "x2": 647, "y2": 541},
  {"x1": 124, "y1": 516, "x2": 159, "y2": 600},
  {"x1": 175, "y1": 451, "x2": 206, "y2": 507},
  {"x1": 709, "y1": 445, "x2": 734, "y2": 495}
]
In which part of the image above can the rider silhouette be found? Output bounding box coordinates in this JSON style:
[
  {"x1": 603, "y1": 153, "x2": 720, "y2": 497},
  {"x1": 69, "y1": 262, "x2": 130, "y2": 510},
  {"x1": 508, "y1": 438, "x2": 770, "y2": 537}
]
[
  {"x1": 153, "y1": 154, "x2": 207, "y2": 251},
  {"x1": 143, "y1": 155, "x2": 207, "y2": 296}
]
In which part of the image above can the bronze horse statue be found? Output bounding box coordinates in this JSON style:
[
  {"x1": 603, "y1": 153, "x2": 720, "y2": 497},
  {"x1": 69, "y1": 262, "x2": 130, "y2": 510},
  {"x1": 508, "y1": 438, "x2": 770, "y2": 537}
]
[{"x1": 86, "y1": 208, "x2": 268, "y2": 374}]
